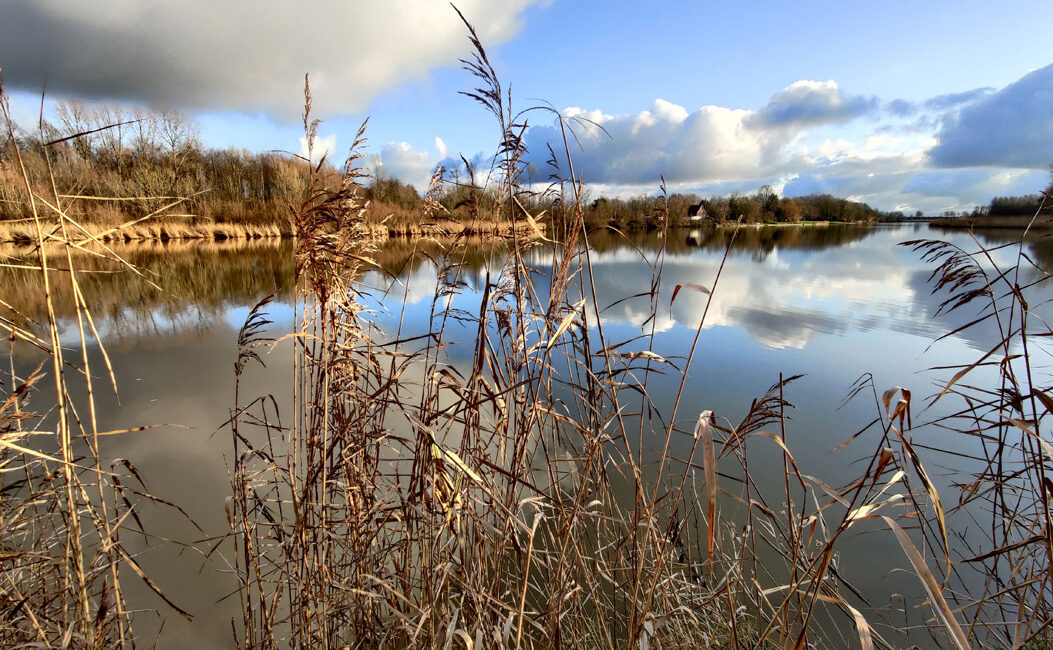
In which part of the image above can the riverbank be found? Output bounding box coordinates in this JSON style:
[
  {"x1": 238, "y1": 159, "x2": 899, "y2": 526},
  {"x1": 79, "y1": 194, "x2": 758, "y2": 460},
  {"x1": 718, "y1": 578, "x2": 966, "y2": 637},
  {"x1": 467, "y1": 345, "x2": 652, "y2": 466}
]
[
  {"x1": 929, "y1": 214, "x2": 1053, "y2": 229},
  {"x1": 669, "y1": 218, "x2": 869, "y2": 230},
  {"x1": 0, "y1": 217, "x2": 542, "y2": 244}
]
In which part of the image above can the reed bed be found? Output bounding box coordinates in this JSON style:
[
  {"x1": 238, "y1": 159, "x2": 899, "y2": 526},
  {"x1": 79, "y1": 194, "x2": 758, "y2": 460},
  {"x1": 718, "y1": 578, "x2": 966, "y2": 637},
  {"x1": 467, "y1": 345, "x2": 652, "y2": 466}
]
[
  {"x1": 4, "y1": 11, "x2": 1053, "y2": 650},
  {"x1": 222, "y1": 18, "x2": 1047, "y2": 649},
  {"x1": 0, "y1": 79, "x2": 195, "y2": 647},
  {"x1": 930, "y1": 213, "x2": 1053, "y2": 230}
]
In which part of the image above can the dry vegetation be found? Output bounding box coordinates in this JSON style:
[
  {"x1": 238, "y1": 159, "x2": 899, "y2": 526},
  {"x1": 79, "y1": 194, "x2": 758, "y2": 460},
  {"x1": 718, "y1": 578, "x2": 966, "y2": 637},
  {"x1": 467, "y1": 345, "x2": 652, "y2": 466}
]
[
  {"x1": 3, "y1": 14, "x2": 1053, "y2": 650},
  {"x1": 0, "y1": 76, "x2": 197, "y2": 648},
  {"x1": 223, "y1": 20, "x2": 1053, "y2": 650}
]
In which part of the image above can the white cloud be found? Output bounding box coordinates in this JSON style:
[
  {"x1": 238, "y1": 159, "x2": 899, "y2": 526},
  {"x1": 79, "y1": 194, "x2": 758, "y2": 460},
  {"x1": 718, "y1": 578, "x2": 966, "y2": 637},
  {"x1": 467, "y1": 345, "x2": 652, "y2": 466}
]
[
  {"x1": 298, "y1": 133, "x2": 337, "y2": 164},
  {"x1": 516, "y1": 64, "x2": 1053, "y2": 213},
  {"x1": 377, "y1": 141, "x2": 435, "y2": 191},
  {"x1": 525, "y1": 98, "x2": 798, "y2": 185},
  {"x1": 0, "y1": 0, "x2": 541, "y2": 119},
  {"x1": 521, "y1": 80, "x2": 884, "y2": 189}
]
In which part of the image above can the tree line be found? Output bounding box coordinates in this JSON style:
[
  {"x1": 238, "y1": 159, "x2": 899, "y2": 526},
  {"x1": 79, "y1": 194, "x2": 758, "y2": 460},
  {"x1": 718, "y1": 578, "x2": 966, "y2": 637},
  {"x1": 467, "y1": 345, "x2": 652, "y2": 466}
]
[
  {"x1": 6, "y1": 99, "x2": 1046, "y2": 230},
  {"x1": 1, "y1": 101, "x2": 319, "y2": 224},
  {"x1": 579, "y1": 186, "x2": 885, "y2": 229}
]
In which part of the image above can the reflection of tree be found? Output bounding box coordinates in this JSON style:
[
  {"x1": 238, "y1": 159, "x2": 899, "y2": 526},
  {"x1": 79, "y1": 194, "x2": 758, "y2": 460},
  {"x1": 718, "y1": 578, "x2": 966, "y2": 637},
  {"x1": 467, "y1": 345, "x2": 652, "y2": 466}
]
[
  {"x1": 584, "y1": 224, "x2": 879, "y2": 259},
  {"x1": 371, "y1": 237, "x2": 516, "y2": 280},
  {"x1": 0, "y1": 240, "x2": 294, "y2": 332}
]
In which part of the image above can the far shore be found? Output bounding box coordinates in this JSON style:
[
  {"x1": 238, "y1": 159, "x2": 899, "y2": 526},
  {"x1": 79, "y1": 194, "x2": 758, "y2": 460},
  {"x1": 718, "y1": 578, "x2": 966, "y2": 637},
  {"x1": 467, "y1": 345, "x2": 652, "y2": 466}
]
[{"x1": 928, "y1": 214, "x2": 1053, "y2": 230}]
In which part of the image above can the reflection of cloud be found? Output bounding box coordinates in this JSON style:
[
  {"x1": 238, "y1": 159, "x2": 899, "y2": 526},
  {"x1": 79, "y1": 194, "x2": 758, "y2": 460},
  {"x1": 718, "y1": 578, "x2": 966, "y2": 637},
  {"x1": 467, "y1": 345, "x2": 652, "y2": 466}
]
[
  {"x1": 567, "y1": 227, "x2": 925, "y2": 350},
  {"x1": 365, "y1": 264, "x2": 442, "y2": 308},
  {"x1": 363, "y1": 225, "x2": 1053, "y2": 358},
  {"x1": 727, "y1": 305, "x2": 845, "y2": 350}
]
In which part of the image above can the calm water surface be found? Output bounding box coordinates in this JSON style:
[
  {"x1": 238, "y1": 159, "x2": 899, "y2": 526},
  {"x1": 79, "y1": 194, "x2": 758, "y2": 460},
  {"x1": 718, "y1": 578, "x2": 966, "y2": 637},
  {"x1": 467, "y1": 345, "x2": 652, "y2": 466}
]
[{"x1": 3, "y1": 224, "x2": 1049, "y2": 646}]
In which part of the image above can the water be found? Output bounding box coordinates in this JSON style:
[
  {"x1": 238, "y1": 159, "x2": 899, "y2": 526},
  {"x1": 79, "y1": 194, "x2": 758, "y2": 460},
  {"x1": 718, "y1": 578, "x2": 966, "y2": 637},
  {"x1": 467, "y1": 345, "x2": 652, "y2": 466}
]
[{"x1": 2, "y1": 223, "x2": 1049, "y2": 646}]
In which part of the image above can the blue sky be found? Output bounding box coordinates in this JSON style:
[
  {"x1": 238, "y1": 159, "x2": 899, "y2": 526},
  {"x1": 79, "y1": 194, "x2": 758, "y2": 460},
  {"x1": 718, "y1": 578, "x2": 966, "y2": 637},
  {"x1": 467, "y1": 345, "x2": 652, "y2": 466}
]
[{"x1": 2, "y1": 0, "x2": 1051, "y2": 213}]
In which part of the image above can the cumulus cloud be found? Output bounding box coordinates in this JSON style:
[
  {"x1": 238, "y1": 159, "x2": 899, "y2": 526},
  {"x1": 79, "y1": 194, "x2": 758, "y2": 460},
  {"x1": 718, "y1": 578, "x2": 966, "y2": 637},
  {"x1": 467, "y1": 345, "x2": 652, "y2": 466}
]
[
  {"x1": 523, "y1": 99, "x2": 801, "y2": 185},
  {"x1": 508, "y1": 62, "x2": 1053, "y2": 214},
  {"x1": 376, "y1": 142, "x2": 435, "y2": 191},
  {"x1": 927, "y1": 63, "x2": 1053, "y2": 169},
  {"x1": 0, "y1": 0, "x2": 540, "y2": 119},
  {"x1": 520, "y1": 80, "x2": 886, "y2": 188},
  {"x1": 747, "y1": 80, "x2": 878, "y2": 128}
]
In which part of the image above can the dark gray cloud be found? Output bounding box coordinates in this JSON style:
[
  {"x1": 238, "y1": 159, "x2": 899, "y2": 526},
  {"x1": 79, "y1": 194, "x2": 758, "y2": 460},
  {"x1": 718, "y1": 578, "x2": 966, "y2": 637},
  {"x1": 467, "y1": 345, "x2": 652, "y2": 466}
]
[
  {"x1": 746, "y1": 80, "x2": 878, "y2": 128},
  {"x1": 0, "y1": 0, "x2": 539, "y2": 119},
  {"x1": 927, "y1": 63, "x2": 1053, "y2": 168}
]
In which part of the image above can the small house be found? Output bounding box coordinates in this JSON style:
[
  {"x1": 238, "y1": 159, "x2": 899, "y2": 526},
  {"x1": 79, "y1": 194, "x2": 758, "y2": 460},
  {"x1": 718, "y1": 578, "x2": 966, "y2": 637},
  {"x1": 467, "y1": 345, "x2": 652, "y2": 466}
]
[{"x1": 687, "y1": 202, "x2": 709, "y2": 221}]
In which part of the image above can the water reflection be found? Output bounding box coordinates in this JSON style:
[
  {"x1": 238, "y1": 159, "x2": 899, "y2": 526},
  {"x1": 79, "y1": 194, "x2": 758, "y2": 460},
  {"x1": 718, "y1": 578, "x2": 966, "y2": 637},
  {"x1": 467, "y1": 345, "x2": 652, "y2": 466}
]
[
  {"x1": 0, "y1": 239, "x2": 295, "y2": 338},
  {"x1": 3, "y1": 225, "x2": 1052, "y2": 647},
  {"x1": 534, "y1": 224, "x2": 1052, "y2": 352}
]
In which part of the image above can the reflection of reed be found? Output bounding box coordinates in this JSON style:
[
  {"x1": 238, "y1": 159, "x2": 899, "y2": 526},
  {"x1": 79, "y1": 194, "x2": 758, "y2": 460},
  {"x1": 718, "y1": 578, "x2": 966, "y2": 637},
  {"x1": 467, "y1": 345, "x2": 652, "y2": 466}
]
[
  {"x1": 0, "y1": 219, "x2": 293, "y2": 244},
  {"x1": 0, "y1": 239, "x2": 294, "y2": 329},
  {"x1": 0, "y1": 218, "x2": 540, "y2": 245}
]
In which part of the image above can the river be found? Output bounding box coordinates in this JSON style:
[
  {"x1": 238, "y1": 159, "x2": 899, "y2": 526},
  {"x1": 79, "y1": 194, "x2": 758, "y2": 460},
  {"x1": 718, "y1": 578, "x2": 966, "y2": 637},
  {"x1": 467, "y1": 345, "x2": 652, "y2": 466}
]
[{"x1": 2, "y1": 223, "x2": 1048, "y2": 647}]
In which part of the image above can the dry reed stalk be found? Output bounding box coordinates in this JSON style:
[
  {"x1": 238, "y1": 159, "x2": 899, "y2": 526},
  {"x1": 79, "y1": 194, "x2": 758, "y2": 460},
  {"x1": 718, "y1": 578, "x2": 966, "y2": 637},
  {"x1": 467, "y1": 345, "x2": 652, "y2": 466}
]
[
  {"x1": 209, "y1": 10, "x2": 1052, "y2": 650},
  {"x1": 1, "y1": 79, "x2": 192, "y2": 648}
]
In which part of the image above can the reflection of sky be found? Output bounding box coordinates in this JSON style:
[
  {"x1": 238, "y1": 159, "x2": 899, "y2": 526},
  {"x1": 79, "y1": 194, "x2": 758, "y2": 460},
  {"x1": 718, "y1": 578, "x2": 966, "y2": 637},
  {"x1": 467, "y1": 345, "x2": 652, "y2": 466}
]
[
  {"x1": 358, "y1": 226, "x2": 1053, "y2": 380},
  {"x1": 567, "y1": 226, "x2": 1043, "y2": 353},
  {"x1": 357, "y1": 224, "x2": 1053, "y2": 495},
  {"x1": 9, "y1": 225, "x2": 1050, "y2": 647},
  {"x1": 53, "y1": 301, "x2": 297, "y2": 347}
]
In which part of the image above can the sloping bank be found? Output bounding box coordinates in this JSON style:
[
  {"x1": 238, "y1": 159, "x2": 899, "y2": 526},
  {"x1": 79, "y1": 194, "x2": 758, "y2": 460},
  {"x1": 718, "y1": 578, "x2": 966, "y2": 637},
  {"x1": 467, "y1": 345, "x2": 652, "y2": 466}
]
[{"x1": 0, "y1": 217, "x2": 541, "y2": 244}]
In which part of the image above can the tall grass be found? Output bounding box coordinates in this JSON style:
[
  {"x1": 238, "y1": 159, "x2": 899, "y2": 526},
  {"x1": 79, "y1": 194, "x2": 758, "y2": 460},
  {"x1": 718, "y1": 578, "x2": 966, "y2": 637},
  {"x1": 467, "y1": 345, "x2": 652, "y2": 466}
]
[
  {"x1": 897, "y1": 203, "x2": 1053, "y2": 647},
  {"x1": 0, "y1": 76, "x2": 192, "y2": 647},
  {"x1": 4, "y1": 11, "x2": 1052, "y2": 649},
  {"x1": 221, "y1": 17, "x2": 1014, "y2": 649}
]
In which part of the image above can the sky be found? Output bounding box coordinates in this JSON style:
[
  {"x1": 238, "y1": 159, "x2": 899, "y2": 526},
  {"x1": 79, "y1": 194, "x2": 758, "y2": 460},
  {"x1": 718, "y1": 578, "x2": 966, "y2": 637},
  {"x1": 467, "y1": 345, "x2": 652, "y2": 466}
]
[{"x1": 1, "y1": 0, "x2": 1051, "y2": 214}]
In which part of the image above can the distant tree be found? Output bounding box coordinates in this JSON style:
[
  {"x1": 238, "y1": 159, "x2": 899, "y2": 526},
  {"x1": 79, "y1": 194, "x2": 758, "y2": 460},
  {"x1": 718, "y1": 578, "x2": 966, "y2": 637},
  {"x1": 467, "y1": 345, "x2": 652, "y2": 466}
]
[
  {"x1": 667, "y1": 192, "x2": 700, "y2": 222},
  {"x1": 777, "y1": 197, "x2": 802, "y2": 223},
  {"x1": 702, "y1": 196, "x2": 730, "y2": 223}
]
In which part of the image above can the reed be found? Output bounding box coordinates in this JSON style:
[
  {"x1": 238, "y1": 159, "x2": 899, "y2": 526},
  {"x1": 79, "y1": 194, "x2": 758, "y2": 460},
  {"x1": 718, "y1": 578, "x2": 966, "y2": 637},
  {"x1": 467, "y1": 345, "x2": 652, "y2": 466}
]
[
  {"x1": 0, "y1": 76, "x2": 193, "y2": 647},
  {"x1": 5, "y1": 10, "x2": 1053, "y2": 649},
  {"x1": 221, "y1": 17, "x2": 1005, "y2": 649}
]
